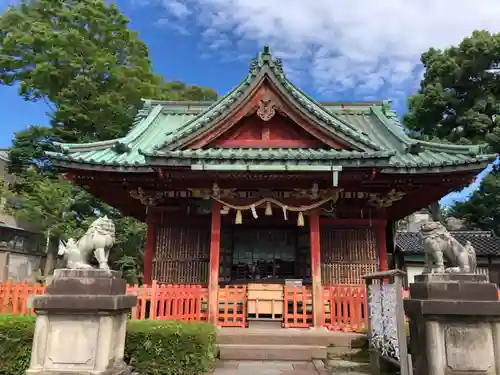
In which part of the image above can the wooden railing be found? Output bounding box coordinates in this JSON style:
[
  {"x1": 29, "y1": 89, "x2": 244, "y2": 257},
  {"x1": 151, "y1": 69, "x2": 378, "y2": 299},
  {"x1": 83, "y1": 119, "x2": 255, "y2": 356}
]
[
  {"x1": 127, "y1": 282, "x2": 208, "y2": 321},
  {"x1": 218, "y1": 285, "x2": 247, "y2": 328},
  {"x1": 283, "y1": 285, "x2": 313, "y2": 328},
  {"x1": 4, "y1": 281, "x2": 498, "y2": 331},
  {"x1": 0, "y1": 281, "x2": 46, "y2": 315},
  {"x1": 323, "y1": 285, "x2": 367, "y2": 332}
]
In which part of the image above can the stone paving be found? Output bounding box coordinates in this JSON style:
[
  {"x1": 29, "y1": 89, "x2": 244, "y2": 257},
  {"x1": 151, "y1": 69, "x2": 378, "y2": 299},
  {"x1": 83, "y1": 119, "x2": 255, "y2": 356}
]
[
  {"x1": 207, "y1": 360, "x2": 371, "y2": 375},
  {"x1": 209, "y1": 360, "x2": 322, "y2": 375}
]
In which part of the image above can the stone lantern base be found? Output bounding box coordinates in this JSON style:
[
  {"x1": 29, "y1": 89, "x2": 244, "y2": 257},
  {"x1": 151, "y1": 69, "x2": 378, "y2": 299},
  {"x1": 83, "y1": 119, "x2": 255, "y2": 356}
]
[
  {"x1": 404, "y1": 273, "x2": 500, "y2": 375},
  {"x1": 26, "y1": 269, "x2": 137, "y2": 375}
]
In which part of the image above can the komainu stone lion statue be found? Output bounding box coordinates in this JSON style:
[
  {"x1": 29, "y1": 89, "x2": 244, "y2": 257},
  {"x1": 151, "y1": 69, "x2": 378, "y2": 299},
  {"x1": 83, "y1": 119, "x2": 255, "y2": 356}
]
[
  {"x1": 58, "y1": 216, "x2": 116, "y2": 270},
  {"x1": 420, "y1": 221, "x2": 477, "y2": 274}
]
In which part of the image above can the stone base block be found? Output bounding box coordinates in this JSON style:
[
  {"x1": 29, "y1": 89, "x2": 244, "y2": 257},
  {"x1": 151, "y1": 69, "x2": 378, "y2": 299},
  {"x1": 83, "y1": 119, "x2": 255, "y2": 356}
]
[
  {"x1": 410, "y1": 273, "x2": 498, "y2": 301},
  {"x1": 25, "y1": 269, "x2": 137, "y2": 375},
  {"x1": 405, "y1": 275, "x2": 500, "y2": 375},
  {"x1": 27, "y1": 310, "x2": 130, "y2": 375},
  {"x1": 414, "y1": 273, "x2": 489, "y2": 284},
  {"x1": 26, "y1": 362, "x2": 132, "y2": 375},
  {"x1": 407, "y1": 315, "x2": 500, "y2": 375}
]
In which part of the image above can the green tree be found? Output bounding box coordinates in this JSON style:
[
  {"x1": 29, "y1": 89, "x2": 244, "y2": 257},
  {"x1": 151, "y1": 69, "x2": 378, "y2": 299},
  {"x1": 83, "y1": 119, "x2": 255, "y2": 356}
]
[
  {"x1": 3, "y1": 169, "x2": 86, "y2": 238},
  {"x1": 0, "y1": 0, "x2": 217, "y2": 145},
  {"x1": 1, "y1": 169, "x2": 98, "y2": 274},
  {"x1": 404, "y1": 30, "x2": 500, "y2": 152},
  {"x1": 449, "y1": 167, "x2": 500, "y2": 235},
  {"x1": 110, "y1": 216, "x2": 146, "y2": 284},
  {"x1": 162, "y1": 81, "x2": 218, "y2": 101},
  {"x1": 1, "y1": 0, "x2": 217, "y2": 282},
  {"x1": 0, "y1": 0, "x2": 161, "y2": 142},
  {"x1": 3, "y1": 169, "x2": 147, "y2": 282},
  {"x1": 404, "y1": 30, "x2": 500, "y2": 227},
  {"x1": 8, "y1": 125, "x2": 55, "y2": 175}
]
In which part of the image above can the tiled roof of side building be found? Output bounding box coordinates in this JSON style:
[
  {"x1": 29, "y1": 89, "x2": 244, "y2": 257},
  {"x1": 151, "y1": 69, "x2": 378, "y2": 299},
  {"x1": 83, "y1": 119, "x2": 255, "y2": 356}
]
[
  {"x1": 46, "y1": 46, "x2": 497, "y2": 172},
  {"x1": 396, "y1": 231, "x2": 500, "y2": 256}
]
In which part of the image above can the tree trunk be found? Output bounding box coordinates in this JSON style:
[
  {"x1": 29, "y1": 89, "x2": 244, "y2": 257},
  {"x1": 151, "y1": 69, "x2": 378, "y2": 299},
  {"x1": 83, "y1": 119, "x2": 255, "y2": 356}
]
[
  {"x1": 43, "y1": 228, "x2": 56, "y2": 276},
  {"x1": 428, "y1": 202, "x2": 442, "y2": 223}
]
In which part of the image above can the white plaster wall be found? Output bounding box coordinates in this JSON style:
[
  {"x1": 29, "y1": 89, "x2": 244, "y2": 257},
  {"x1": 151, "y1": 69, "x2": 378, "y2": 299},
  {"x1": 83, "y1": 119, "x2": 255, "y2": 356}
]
[
  {"x1": 8, "y1": 252, "x2": 42, "y2": 282},
  {"x1": 406, "y1": 265, "x2": 425, "y2": 284}
]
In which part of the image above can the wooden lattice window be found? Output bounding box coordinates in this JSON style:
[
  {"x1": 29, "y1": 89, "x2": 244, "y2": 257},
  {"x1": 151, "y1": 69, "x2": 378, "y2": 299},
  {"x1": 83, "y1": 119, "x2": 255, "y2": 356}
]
[
  {"x1": 153, "y1": 225, "x2": 210, "y2": 284},
  {"x1": 320, "y1": 226, "x2": 378, "y2": 285}
]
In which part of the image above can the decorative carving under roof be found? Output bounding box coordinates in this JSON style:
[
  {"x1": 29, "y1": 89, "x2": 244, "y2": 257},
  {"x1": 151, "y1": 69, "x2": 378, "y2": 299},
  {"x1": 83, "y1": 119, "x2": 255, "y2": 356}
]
[
  {"x1": 190, "y1": 186, "x2": 341, "y2": 201},
  {"x1": 129, "y1": 187, "x2": 164, "y2": 206},
  {"x1": 368, "y1": 189, "x2": 405, "y2": 208}
]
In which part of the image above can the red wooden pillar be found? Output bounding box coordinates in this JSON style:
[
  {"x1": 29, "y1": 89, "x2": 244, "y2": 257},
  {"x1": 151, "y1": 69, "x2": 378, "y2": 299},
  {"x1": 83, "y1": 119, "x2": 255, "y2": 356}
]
[
  {"x1": 377, "y1": 220, "x2": 388, "y2": 271},
  {"x1": 208, "y1": 201, "x2": 222, "y2": 325},
  {"x1": 309, "y1": 210, "x2": 323, "y2": 328},
  {"x1": 143, "y1": 211, "x2": 156, "y2": 285}
]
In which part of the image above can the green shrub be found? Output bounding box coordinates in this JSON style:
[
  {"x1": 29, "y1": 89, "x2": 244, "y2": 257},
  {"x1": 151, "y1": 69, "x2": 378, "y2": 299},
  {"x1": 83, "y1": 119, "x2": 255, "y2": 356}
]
[
  {"x1": 0, "y1": 314, "x2": 34, "y2": 375},
  {"x1": 0, "y1": 315, "x2": 217, "y2": 375},
  {"x1": 125, "y1": 320, "x2": 217, "y2": 375}
]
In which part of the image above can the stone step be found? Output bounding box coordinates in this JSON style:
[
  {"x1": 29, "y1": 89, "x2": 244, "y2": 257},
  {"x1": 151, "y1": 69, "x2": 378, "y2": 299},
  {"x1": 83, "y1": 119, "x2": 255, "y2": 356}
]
[
  {"x1": 218, "y1": 329, "x2": 365, "y2": 348},
  {"x1": 325, "y1": 359, "x2": 371, "y2": 374},
  {"x1": 218, "y1": 344, "x2": 327, "y2": 361}
]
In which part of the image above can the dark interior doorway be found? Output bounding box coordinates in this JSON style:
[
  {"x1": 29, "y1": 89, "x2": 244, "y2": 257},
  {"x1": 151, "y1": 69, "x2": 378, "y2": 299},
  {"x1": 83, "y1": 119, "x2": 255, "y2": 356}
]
[{"x1": 231, "y1": 228, "x2": 297, "y2": 281}]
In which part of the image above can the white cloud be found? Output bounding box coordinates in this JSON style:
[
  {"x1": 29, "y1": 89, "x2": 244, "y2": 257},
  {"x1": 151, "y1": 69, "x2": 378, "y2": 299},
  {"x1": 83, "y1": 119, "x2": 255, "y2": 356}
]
[
  {"x1": 139, "y1": 0, "x2": 500, "y2": 99},
  {"x1": 161, "y1": 0, "x2": 190, "y2": 18}
]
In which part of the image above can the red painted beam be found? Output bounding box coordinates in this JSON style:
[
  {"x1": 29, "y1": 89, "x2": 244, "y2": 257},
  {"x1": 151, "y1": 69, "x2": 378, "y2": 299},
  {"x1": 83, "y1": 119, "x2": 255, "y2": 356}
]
[
  {"x1": 377, "y1": 220, "x2": 388, "y2": 271},
  {"x1": 309, "y1": 210, "x2": 323, "y2": 328},
  {"x1": 143, "y1": 212, "x2": 156, "y2": 285},
  {"x1": 214, "y1": 139, "x2": 323, "y2": 148},
  {"x1": 320, "y1": 218, "x2": 386, "y2": 227},
  {"x1": 208, "y1": 201, "x2": 222, "y2": 325}
]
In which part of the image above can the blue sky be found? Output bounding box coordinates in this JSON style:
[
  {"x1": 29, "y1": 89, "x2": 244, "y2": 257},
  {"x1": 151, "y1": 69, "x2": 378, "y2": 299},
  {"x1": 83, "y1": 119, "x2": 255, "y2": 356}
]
[{"x1": 2, "y1": 0, "x2": 500, "y2": 206}]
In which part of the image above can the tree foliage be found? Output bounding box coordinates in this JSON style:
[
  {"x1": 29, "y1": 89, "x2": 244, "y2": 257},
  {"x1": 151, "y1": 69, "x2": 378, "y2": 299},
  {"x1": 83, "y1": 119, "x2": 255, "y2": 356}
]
[
  {"x1": 0, "y1": 0, "x2": 161, "y2": 142},
  {"x1": 8, "y1": 126, "x2": 55, "y2": 175},
  {"x1": 449, "y1": 167, "x2": 500, "y2": 235},
  {"x1": 0, "y1": 0, "x2": 217, "y2": 144},
  {"x1": 404, "y1": 30, "x2": 500, "y2": 152},
  {"x1": 405, "y1": 30, "x2": 500, "y2": 232},
  {"x1": 0, "y1": 0, "x2": 217, "y2": 282},
  {"x1": 1, "y1": 169, "x2": 97, "y2": 238}
]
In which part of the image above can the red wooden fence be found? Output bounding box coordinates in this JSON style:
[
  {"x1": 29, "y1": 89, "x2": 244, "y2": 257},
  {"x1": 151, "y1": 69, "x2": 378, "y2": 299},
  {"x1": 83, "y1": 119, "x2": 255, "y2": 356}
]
[
  {"x1": 283, "y1": 286, "x2": 312, "y2": 328},
  {"x1": 0, "y1": 281, "x2": 46, "y2": 315},
  {"x1": 323, "y1": 285, "x2": 367, "y2": 332},
  {"x1": 126, "y1": 282, "x2": 208, "y2": 321},
  {"x1": 3, "y1": 281, "x2": 497, "y2": 332},
  {"x1": 218, "y1": 285, "x2": 247, "y2": 328}
]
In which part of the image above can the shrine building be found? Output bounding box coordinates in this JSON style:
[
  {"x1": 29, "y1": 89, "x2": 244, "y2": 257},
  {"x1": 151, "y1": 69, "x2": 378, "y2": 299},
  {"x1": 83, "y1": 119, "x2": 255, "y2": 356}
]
[{"x1": 47, "y1": 46, "x2": 496, "y2": 327}]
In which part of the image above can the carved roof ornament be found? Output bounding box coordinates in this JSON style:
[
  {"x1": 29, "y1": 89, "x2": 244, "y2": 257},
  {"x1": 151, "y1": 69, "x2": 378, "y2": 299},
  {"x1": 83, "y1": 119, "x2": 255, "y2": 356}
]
[
  {"x1": 368, "y1": 189, "x2": 405, "y2": 208},
  {"x1": 129, "y1": 187, "x2": 163, "y2": 206},
  {"x1": 257, "y1": 92, "x2": 277, "y2": 121},
  {"x1": 212, "y1": 182, "x2": 221, "y2": 198}
]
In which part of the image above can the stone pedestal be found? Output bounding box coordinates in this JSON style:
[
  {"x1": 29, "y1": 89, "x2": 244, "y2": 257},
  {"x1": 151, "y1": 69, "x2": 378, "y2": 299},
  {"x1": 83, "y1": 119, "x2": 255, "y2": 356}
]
[
  {"x1": 404, "y1": 273, "x2": 500, "y2": 375},
  {"x1": 26, "y1": 269, "x2": 137, "y2": 375}
]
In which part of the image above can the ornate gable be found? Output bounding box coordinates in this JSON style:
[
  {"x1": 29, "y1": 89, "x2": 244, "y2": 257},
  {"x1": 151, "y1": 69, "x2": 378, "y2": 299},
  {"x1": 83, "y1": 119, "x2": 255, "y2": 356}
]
[
  {"x1": 192, "y1": 82, "x2": 350, "y2": 149},
  {"x1": 155, "y1": 46, "x2": 380, "y2": 153}
]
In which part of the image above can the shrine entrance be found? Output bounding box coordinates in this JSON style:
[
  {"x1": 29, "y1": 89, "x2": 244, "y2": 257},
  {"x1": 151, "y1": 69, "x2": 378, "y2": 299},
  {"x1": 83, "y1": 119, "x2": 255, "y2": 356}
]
[
  {"x1": 231, "y1": 228, "x2": 297, "y2": 281},
  {"x1": 219, "y1": 226, "x2": 312, "y2": 323}
]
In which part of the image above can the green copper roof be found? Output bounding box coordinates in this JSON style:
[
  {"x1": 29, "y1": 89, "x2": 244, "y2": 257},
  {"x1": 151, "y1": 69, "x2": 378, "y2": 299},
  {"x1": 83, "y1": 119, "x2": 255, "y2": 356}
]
[{"x1": 47, "y1": 46, "x2": 497, "y2": 174}]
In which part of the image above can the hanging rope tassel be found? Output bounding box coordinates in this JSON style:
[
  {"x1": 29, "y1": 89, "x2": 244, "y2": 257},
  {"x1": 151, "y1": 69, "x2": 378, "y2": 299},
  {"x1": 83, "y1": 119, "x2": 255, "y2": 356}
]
[
  {"x1": 265, "y1": 201, "x2": 273, "y2": 216},
  {"x1": 235, "y1": 210, "x2": 242, "y2": 224},
  {"x1": 282, "y1": 206, "x2": 288, "y2": 220},
  {"x1": 297, "y1": 212, "x2": 304, "y2": 227},
  {"x1": 251, "y1": 204, "x2": 258, "y2": 219}
]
